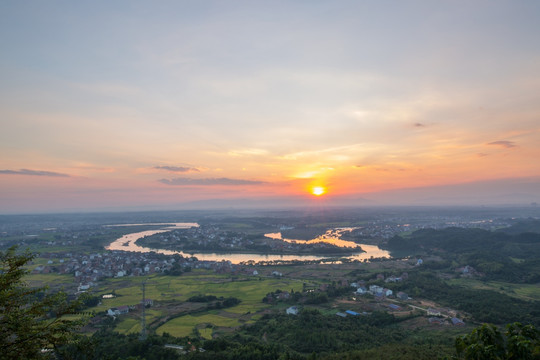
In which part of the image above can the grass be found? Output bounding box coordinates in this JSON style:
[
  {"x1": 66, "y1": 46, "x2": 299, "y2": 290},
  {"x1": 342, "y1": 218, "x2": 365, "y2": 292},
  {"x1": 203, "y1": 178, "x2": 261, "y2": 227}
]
[
  {"x1": 86, "y1": 270, "x2": 304, "y2": 335},
  {"x1": 25, "y1": 273, "x2": 74, "y2": 288},
  {"x1": 448, "y1": 278, "x2": 540, "y2": 301},
  {"x1": 156, "y1": 313, "x2": 242, "y2": 338},
  {"x1": 199, "y1": 328, "x2": 213, "y2": 339},
  {"x1": 509, "y1": 257, "x2": 525, "y2": 264},
  {"x1": 116, "y1": 317, "x2": 141, "y2": 334},
  {"x1": 224, "y1": 303, "x2": 267, "y2": 314}
]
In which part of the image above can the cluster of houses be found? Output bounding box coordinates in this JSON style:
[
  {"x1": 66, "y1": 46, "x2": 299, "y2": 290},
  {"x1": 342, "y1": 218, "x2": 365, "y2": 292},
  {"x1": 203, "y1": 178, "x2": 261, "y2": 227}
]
[
  {"x1": 106, "y1": 299, "x2": 154, "y2": 317},
  {"x1": 426, "y1": 308, "x2": 465, "y2": 326},
  {"x1": 148, "y1": 223, "x2": 407, "y2": 253},
  {"x1": 350, "y1": 272, "x2": 409, "y2": 300},
  {"x1": 348, "y1": 273, "x2": 466, "y2": 326},
  {"x1": 32, "y1": 250, "x2": 237, "y2": 290},
  {"x1": 32, "y1": 248, "x2": 289, "y2": 296},
  {"x1": 34, "y1": 251, "x2": 192, "y2": 284},
  {"x1": 149, "y1": 225, "x2": 254, "y2": 250}
]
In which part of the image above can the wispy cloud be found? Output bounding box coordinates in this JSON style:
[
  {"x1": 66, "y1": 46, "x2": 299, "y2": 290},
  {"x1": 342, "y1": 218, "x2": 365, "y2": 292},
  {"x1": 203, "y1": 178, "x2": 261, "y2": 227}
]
[
  {"x1": 487, "y1": 140, "x2": 517, "y2": 149},
  {"x1": 0, "y1": 169, "x2": 70, "y2": 177},
  {"x1": 153, "y1": 166, "x2": 200, "y2": 173},
  {"x1": 159, "y1": 177, "x2": 266, "y2": 186},
  {"x1": 227, "y1": 148, "x2": 270, "y2": 157},
  {"x1": 282, "y1": 144, "x2": 368, "y2": 161},
  {"x1": 414, "y1": 122, "x2": 426, "y2": 127}
]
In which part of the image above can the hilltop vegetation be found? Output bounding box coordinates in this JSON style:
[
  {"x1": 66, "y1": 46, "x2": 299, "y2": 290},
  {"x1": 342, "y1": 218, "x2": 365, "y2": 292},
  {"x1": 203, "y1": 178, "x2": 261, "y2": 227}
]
[
  {"x1": 385, "y1": 227, "x2": 540, "y2": 283},
  {"x1": 498, "y1": 218, "x2": 540, "y2": 235},
  {"x1": 0, "y1": 247, "x2": 86, "y2": 359}
]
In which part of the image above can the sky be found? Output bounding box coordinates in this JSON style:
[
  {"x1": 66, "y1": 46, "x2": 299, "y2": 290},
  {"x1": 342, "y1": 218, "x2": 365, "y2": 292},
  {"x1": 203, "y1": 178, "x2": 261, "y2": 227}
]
[{"x1": 1, "y1": 1, "x2": 540, "y2": 213}]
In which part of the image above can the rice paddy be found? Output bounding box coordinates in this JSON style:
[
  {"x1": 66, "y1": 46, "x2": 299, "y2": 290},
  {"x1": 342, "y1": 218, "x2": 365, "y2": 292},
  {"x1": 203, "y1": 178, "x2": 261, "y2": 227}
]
[{"x1": 85, "y1": 269, "x2": 304, "y2": 336}]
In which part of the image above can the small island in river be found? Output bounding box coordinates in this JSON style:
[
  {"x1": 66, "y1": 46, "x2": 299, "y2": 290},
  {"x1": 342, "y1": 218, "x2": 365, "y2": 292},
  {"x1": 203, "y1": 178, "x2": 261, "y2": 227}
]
[{"x1": 135, "y1": 224, "x2": 366, "y2": 256}]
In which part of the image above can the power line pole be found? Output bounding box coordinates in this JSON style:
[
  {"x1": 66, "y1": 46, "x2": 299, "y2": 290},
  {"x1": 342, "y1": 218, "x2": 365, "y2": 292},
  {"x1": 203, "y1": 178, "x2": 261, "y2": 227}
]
[{"x1": 140, "y1": 279, "x2": 147, "y2": 340}]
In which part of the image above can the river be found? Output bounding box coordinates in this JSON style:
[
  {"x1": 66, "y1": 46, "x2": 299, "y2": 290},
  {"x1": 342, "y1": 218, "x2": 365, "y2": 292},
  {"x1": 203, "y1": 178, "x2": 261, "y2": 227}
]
[{"x1": 105, "y1": 222, "x2": 391, "y2": 264}]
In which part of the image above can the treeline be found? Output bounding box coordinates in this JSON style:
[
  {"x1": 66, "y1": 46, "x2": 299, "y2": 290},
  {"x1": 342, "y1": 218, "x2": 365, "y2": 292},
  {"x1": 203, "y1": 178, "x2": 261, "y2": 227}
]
[
  {"x1": 58, "y1": 330, "x2": 185, "y2": 360},
  {"x1": 26, "y1": 310, "x2": 540, "y2": 360},
  {"x1": 385, "y1": 227, "x2": 540, "y2": 283},
  {"x1": 187, "y1": 294, "x2": 241, "y2": 309},
  {"x1": 498, "y1": 218, "x2": 540, "y2": 235},
  {"x1": 40, "y1": 314, "x2": 540, "y2": 360},
  {"x1": 184, "y1": 309, "x2": 454, "y2": 359},
  {"x1": 262, "y1": 284, "x2": 360, "y2": 306},
  {"x1": 389, "y1": 271, "x2": 540, "y2": 326},
  {"x1": 53, "y1": 309, "x2": 455, "y2": 360}
]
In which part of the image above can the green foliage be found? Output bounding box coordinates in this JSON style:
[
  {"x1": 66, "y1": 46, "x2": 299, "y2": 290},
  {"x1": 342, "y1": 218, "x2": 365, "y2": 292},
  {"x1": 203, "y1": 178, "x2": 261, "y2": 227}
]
[
  {"x1": 60, "y1": 329, "x2": 183, "y2": 360},
  {"x1": 304, "y1": 292, "x2": 329, "y2": 304},
  {"x1": 181, "y1": 309, "x2": 454, "y2": 359},
  {"x1": 0, "y1": 246, "x2": 86, "y2": 359},
  {"x1": 455, "y1": 322, "x2": 540, "y2": 359},
  {"x1": 164, "y1": 262, "x2": 184, "y2": 276},
  {"x1": 320, "y1": 344, "x2": 455, "y2": 360},
  {"x1": 393, "y1": 271, "x2": 540, "y2": 326},
  {"x1": 81, "y1": 294, "x2": 101, "y2": 308},
  {"x1": 499, "y1": 219, "x2": 540, "y2": 235},
  {"x1": 188, "y1": 294, "x2": 218, "y2": 302},
  {"x1": 187, "y1": 294, "x2": 241, "y2": 310},
  {"x1": 385, "y1": 228, "x2": 540, "y2": 283},
  {"x1": 242, "y1": 309, "x2": 410, "y2": 354}
]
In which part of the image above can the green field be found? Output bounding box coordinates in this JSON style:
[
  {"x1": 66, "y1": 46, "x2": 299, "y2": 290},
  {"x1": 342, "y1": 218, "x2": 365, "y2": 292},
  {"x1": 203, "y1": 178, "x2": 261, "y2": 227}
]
[
  {"x1": 88, "y1": 270, "x2": 304, "y2": 335},
  {"x1": 448, "y1": 278, "x2": 540, "y2": 301},
  {"x1": 156, "y1": 312, "x2": 244, "y2": 338},
  {"x1": 25, "y1": 273, "x2": 74, "y2": 288},
  {"x1": 96, "y1": 272, "x2": 302, "y2": 305},
  {"x1": 115, "y1": 317, "x2": 141, "y2": 334}
]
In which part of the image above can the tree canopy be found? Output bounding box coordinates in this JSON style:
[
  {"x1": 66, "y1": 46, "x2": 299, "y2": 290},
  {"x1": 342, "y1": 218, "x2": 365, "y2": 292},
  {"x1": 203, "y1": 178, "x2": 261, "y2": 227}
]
[
  {"x1": 0, "y1": 246, "x2": 85, "y2": 359},
  {"x1": 455, "y1": 323, "x2": 540, "y2": 360}
]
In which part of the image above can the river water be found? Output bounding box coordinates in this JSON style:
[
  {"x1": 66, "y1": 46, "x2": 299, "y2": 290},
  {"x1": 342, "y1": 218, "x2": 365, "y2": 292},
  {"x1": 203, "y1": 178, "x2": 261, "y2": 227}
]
[{"x1": 105, "y1": 223, "x2": 391, "y2": 264}]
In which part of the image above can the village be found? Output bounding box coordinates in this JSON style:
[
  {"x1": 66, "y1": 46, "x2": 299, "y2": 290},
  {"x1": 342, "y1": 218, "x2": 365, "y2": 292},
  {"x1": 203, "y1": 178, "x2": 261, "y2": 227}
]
[
  {"x1": 32, "y1": 249, "x2": 238, "y2": 292},
  {"x1": 279, "y1": 270, "x2": 467, "y2": 328},
  {"x1": 93, "y1": 256, "x2": 467, "y2": 334}
]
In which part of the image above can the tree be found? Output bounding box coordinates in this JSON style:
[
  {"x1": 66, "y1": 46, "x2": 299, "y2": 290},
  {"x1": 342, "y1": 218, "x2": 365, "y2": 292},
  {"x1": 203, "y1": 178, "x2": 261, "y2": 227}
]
[
  {"x1": 0, "y1": 247, "x2": 86, "y2": 359},
  {"x1": 455, "y1": 322, "x2": 540, "y2": 360}
]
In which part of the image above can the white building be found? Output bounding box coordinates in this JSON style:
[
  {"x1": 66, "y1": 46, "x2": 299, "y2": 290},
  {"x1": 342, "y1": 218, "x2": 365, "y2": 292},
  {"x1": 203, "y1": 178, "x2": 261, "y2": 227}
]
[
  {"x1": 356, "y1": 287, "x2": 367, "y2": 295},
  {"x1": 286, "y1": 306, "x2": 299, "y2": 315}
]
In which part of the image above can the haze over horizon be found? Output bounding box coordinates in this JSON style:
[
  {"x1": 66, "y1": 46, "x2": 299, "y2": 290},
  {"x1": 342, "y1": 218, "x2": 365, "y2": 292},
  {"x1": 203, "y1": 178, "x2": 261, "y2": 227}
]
[{"x1": 1, "y1": 1, "x2": 540, "y2": 214}]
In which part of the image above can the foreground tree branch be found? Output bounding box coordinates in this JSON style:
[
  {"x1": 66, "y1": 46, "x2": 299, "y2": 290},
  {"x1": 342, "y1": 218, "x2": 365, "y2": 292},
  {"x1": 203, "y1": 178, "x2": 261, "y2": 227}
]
[{"x1": 0, "y1": 246, "x2": 87, "y2": 360}]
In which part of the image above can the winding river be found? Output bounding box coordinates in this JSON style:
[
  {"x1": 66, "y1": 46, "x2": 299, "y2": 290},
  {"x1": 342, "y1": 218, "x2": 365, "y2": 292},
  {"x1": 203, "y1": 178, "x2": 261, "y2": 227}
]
[{"x1": 105, "y1": 223, "x2": 391, "y2": 264}]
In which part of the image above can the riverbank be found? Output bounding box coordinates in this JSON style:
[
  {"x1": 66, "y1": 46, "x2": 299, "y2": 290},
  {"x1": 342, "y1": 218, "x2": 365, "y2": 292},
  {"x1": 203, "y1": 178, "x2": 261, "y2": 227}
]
[{"x1": 105, "y1": 223, "x2": 391, "y2": 264}]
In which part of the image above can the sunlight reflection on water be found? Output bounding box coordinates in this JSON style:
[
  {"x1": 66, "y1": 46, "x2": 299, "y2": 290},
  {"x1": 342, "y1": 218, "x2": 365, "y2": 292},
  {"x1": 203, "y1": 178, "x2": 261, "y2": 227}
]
[{"x1": 106, "y1": 223, "x2": 391, "y2": 264}]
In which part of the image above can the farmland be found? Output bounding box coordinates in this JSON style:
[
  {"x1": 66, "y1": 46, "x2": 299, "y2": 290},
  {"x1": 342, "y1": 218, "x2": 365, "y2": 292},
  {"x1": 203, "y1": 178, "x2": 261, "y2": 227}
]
[{"x1": 75, "y1": 270, "x2": 305, "y2": 337}]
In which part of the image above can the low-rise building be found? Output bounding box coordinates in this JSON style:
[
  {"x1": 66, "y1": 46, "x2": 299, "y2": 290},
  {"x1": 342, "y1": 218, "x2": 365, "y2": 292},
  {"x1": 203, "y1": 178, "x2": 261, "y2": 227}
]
[
  {"x1": 286, "y1": 306, "x2": 299, "y2": 315},
  {"x1": 396, "y1": 291, "x2": 408, "y2": 300}
]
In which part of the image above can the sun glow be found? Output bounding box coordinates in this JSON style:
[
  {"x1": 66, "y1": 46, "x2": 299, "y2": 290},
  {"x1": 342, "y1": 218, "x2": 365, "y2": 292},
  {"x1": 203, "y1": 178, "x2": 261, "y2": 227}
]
[{"x1": 311, "y1": 186, "x2": 326, "y2": 196}]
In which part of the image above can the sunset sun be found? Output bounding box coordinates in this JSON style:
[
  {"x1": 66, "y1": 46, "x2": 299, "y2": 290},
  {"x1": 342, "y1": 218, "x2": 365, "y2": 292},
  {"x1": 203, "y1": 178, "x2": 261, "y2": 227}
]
[{"x1": 311, "y1": 186, "x2": 326, "y2": 196}]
